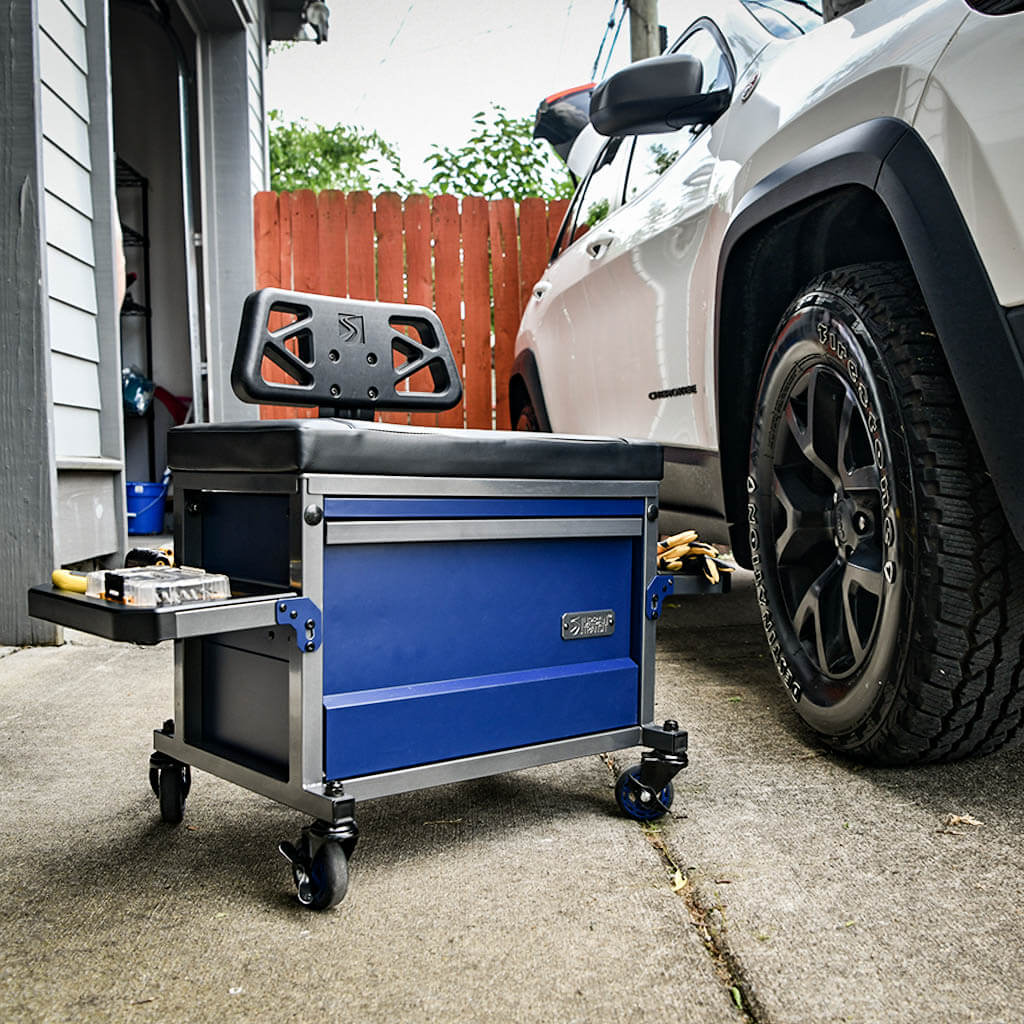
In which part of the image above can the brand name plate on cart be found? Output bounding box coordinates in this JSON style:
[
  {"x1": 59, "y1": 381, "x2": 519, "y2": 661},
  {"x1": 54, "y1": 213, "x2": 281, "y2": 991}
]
[{"x1": 561, "y1": 610, "x2": 615, "y2": 640}]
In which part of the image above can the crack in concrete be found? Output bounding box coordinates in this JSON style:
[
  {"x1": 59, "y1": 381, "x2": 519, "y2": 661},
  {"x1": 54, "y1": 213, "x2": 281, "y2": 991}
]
[{"x1": 600, "y1": 753, "x2": 768, "y2": 1024}]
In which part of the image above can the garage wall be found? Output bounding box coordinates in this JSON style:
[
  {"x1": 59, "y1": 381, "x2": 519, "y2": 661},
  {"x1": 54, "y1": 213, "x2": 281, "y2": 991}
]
[
  {"x1": 40, "y1": 0, "x2": 125, "y2": 566},
  {"x1": 1, "y1": 0, "x2": 60, "y2": 644},
  {"x1": 39, "y1": 0, "x2": 104, "y2": 459}
]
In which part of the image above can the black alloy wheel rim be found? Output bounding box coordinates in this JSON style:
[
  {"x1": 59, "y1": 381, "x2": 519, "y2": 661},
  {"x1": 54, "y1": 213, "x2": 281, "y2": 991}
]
[{"x1": 769, "y1": 361, "x2": 894, "y2": 692}]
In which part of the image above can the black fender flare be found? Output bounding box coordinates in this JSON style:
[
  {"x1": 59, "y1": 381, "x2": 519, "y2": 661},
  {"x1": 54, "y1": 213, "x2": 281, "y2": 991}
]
[
  {"x1": 717, "y1": 116, "x2": 1024, "y2": 549},
  {"x1": 509, "y1": 349, "x2": 553, "y2": 432}
]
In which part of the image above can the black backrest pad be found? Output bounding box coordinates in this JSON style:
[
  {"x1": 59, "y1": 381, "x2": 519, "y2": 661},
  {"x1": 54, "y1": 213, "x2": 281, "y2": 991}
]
[{"x1": 232, "y1": 288, "x2": 462, "y2": 412}]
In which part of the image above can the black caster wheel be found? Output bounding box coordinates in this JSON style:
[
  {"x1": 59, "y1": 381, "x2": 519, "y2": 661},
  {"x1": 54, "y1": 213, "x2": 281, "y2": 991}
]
[
  {"x1": 306, "y1": 842, "x2": 348, "y2": 911},
  {"x1": 280, "y1": 837, "x2": 348, "y2": 911},
  {"x1": 157, "y1": 762, "x2": 191, "y2": 825},
  {"x1": 615, "y1": 764, "x2": 674, "y2": 822}
]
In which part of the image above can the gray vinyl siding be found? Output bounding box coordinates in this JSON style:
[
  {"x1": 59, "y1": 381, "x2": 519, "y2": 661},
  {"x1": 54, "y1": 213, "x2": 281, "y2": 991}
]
[
  {"x1": 38, "y1": 0, "x2": 103, "y2": 460},
  {"x1": 247, "y1": 19, "x2": 267, "y2": 194}
]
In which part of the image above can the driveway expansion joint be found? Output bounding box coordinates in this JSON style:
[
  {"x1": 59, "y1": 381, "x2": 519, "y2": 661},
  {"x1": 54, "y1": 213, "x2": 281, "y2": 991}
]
[{"x1": 600, "y1": 753, "x2": 768, "y2": 1024}]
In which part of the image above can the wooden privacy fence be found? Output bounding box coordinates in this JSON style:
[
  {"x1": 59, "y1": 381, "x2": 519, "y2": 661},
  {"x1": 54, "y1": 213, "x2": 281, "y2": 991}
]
[{"x1": 253, "y1": 190, "x2": 569, "y2": 429}]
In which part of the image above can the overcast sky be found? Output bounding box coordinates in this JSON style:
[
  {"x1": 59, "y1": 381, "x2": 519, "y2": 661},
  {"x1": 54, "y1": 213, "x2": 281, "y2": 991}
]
[{"x1": 264, "y1": 0, "x2": 697, "y2": 183}]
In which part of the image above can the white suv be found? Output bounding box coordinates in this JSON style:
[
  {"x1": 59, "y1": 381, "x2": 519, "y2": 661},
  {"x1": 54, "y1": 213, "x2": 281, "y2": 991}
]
[{"x1": 510, "y1": 0, "x2": 1024, "y2": 764}]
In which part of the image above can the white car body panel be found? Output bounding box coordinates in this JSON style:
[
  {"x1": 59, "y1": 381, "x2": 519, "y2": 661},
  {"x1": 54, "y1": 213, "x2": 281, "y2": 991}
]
[
  {"x1": 914, "y1": 8, "x2": 1024, "y2": 306},
  {"x1": 522, "y1": 0, "x2": 968, "y2": 452},
  {"x1": 725, "y1": 1, "x2": 966, "y2": 204}
]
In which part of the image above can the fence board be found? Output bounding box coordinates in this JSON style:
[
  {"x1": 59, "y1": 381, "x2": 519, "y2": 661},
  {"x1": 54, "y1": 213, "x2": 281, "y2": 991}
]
[
  {"x1": 518, "y1": 196, "x2": 548, "y2": 316},
  {"x1": 258, "y1": 192, "x2": 294, "y2": 419},
  {"x1": 403, "y1": 193, "x2": 434, "y2": 427},
  {"x1": 375, "y1": 193, "x2": 403, "y2": 302},
  {"x1": 267, "y1": 191, "x2": 318, "y2": 419},
  {"x1": 375, "y1": 192, "x2": 406, "y2": 425},
  {"x1": 291, "y1": 189, "x2": 319, "y2": 294},
  {"x1": 254, "y1": 192, "x2": 280, "y2": 420},
  {"x1": 254, "y1": 191, "x2": 280, "y2": 290},
  {"x1": 277, "y1": 191, "x2": 293, "y2": 290},
  {"x1": 489, "y1": 198, "x2": 520, "y2": 432},
  {"x1": 461, "y1": 196, "x2": 491, "y2": 429},
  {"x1": 291, "y1": 191, "x2": 320, "y2": 418},
  {"x1": 318, "y1": 190, "x2": 347, "y2": 298},
  {"x1": 346, "y1": 191, "x2": 375, "y2": 301},
  {"x1": 432, "y1": 194, "x2": 463, "y2": 429}
]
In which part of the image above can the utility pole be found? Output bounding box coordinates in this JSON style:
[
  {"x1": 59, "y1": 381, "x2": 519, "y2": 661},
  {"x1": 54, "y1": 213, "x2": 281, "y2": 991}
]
[{"x1": 628, "y1": 0, "x2": 660, "y2": 61}]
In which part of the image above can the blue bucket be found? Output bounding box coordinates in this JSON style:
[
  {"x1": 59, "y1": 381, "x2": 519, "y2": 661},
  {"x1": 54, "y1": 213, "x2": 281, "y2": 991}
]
[{"x1": 126, "y1": 480, "x2": 167, "y2": 534}]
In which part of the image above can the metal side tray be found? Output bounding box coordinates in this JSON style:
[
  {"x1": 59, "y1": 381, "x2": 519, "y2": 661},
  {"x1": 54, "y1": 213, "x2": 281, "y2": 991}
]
[{"x1": 27, "y1": 585, "x2": 300, "y2": 646}]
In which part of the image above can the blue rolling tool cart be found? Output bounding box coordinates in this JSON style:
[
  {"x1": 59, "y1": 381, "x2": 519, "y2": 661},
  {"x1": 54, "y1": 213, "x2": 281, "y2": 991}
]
[{"x1": 29, "y1": 288, "x2": 692, "y2": 909}]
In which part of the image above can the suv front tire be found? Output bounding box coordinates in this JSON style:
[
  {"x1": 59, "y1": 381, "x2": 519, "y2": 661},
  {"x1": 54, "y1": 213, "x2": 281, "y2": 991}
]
[{"x1": 748, "y1": 262, "x2": 1024, "y2": 763}]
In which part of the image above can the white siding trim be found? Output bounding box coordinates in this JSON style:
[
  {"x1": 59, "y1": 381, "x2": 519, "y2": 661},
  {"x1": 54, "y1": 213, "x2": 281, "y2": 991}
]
[
  {"x1": 44, "y1": 191, "x2": 96, "y2": 265},
  {"x1": 48, "y1": 298, "x2": 100, "y2": 360},
  {"x1": 45, "y1": 246, "x2": 98, "y2": 313},
  {"x1": 54, "y1": 405, "x2": 102, "y2": 458},
  {"x1": 38, "y1": 30, "x2": 89, "y2": 119},
  {"x1": 41, "y1": 84, "x2": 91, "y2": 169},
  {"x1": 250, "y1": 154, "x2": 263, "y2": 197},
  {"x1": 38, "y1": 0, "x2": 89, "y2": 73},
  {"x1": 57, "y1": 456, "x2": 123, "y2": 471},
  {"x1": 41, "y1": 139, "x2": 93, "y2": 215},
  {"x1": 50, "y1": 350, "x2": 102, "y2": 410},
  {"x1": 61, "y1": 0, "x2": 87, "y2": 26}
]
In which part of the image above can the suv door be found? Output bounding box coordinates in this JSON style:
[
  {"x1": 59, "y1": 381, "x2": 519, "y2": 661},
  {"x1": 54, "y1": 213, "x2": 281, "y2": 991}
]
[
  {"x1": 528, "y1": 136, "x2": 632, "y2": 433},
  {"x1": 583, "y1": 21, "x2": 736, "y2": 451}
]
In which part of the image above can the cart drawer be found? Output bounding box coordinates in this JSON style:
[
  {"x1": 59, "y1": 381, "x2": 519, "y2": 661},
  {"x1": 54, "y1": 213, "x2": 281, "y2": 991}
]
[
  {"x1": 324, "y1": 658, "x2": 637, "y2": 778},
  {"x1": 322, "y1": 531, "x2": 643, "y2": 778},
  {"x1": 322, "y1": 536, "x2": 637, "y2": 693}
]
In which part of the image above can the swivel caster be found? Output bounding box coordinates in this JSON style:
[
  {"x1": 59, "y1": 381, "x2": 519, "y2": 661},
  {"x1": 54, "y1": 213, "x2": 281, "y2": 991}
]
[
  {"x1": 615, "y1": 764, "x2": 674, "y2": 822},
  {"x1": 614, "y1": 731, "x2": 687, "y2": 823},
  {"x1": 149, "y1": 751, "x2": 191, "y2": 825},
  {"x1": 279, "y1": 816, "x2": 358, "y2": 911}
]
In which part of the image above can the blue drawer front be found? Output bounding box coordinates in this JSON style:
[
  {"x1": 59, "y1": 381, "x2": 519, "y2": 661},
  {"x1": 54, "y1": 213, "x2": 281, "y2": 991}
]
[
  {"x1": 322, "y1": 536, "x2": 636, "y2": 693},
  {"x1": 324, "y1": 497, "x2": 644, "y2": 519},
  {"x1": 324, "y1": 659, "x2": 638, "y2": 778},
  {"x1": 322, "y1": 534, "x2": 641, "y2": 777}
]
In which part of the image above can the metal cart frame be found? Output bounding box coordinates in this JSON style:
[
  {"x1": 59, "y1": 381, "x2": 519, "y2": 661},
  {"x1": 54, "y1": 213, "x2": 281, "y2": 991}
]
[{"x1": 155, "y1": 469, "x2": 673, "y2": 820}]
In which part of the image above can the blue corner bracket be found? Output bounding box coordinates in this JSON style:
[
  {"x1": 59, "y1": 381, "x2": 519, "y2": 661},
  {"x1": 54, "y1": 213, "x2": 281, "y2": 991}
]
[
  {"x1": 645, "y1": 575, "x2": 675, "y2": 620},
  {"x1": 276, "y1": 597, "x2": 323, "y2": 653}
]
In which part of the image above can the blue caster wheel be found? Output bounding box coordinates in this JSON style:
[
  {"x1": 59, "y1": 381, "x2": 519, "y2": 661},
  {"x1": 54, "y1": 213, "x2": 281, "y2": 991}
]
[{"x1": 615, "y1": 763, "x2": 673, "y2": 822}]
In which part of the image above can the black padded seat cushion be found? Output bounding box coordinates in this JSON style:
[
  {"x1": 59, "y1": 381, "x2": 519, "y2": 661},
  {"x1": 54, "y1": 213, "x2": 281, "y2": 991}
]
[{"x1": 168, "y1": 419, "x2": 663, "y2": 481}]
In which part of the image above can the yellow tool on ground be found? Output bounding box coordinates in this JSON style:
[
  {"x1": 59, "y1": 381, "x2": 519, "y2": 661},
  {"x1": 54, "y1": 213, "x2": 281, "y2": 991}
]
[{"x1": 657, "y1": 531, "x2": 736, "y2": 584}]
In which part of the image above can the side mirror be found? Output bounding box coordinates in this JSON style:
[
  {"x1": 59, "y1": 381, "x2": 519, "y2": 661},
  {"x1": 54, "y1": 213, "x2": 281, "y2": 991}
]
[{"x1": 589, "y1": 54, "x2": 731, "y2": 137}]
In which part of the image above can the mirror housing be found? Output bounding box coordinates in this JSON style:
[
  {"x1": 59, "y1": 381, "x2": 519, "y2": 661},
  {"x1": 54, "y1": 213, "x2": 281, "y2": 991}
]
[{"x1": 589, "y1": 54, "x2": 731, "y2": 137}]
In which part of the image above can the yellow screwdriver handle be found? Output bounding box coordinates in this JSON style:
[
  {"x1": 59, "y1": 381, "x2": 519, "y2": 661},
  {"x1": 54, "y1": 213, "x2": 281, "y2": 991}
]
[{"x1": 52, "y1": 569, "x2": 87, "y2": 594}]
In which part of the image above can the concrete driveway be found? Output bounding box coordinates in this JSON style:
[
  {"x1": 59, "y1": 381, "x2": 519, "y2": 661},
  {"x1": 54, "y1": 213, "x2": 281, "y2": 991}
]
[{"x1": 1, "y1": 577, "x2": 1021, "y2": 1023}]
